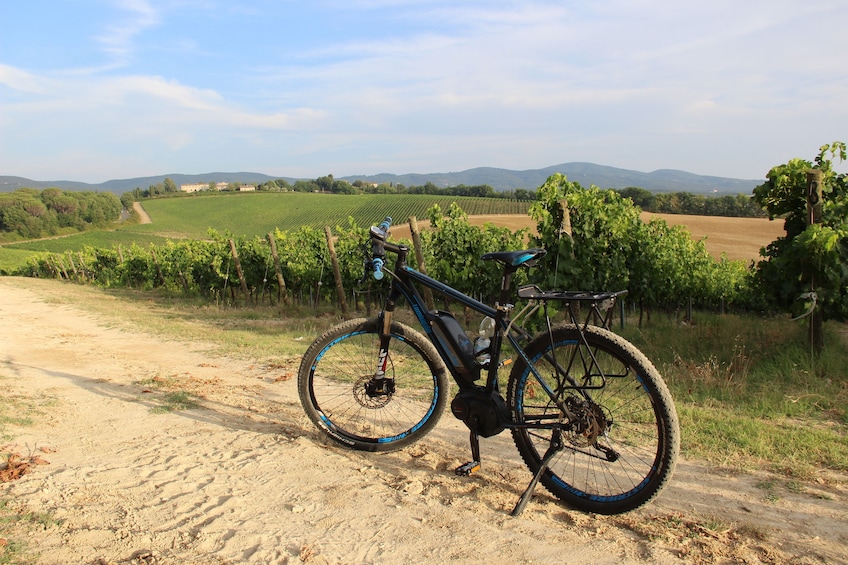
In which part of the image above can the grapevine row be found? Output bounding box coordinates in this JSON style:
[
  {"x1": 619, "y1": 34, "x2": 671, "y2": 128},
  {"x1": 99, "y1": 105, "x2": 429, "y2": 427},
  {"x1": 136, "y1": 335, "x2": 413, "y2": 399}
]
[{"x1": 16, "y1": 198, "x2": 757, "y2": 318}]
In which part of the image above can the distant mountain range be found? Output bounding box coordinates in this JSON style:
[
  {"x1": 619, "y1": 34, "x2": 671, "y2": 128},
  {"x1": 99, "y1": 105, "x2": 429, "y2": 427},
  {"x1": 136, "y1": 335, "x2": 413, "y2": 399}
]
[{"x1": 0, "y1": 162, "x2": 762, "y2": 195}]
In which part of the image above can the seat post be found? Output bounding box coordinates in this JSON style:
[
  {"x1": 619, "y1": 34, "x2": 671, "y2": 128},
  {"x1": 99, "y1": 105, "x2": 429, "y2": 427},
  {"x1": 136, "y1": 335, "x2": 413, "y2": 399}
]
[{"x1": 498, "y1": 264, "x2": 518, "y2": 306}]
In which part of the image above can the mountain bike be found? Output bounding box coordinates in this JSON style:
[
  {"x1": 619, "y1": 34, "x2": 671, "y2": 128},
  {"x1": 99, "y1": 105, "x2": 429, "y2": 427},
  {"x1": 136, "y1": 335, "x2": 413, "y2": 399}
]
[{"x1": 297, "y1": 217, "x2": 679, "y2": 515}]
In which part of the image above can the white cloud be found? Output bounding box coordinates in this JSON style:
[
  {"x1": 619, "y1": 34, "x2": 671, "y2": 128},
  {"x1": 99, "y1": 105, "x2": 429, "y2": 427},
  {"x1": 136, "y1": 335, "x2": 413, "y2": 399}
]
[
  {"x1": 96, "y1": 0, "x2": 160, "y2": 64},
  {"x1": 0, "y1": 64, "x2": 46, "y2": 95}
]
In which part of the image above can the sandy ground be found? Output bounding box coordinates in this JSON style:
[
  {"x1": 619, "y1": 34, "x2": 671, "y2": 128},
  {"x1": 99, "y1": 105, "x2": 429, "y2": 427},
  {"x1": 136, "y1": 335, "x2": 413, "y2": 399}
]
[{"x1": 1, "y1": 277, "x2": 847, "y2": 564}]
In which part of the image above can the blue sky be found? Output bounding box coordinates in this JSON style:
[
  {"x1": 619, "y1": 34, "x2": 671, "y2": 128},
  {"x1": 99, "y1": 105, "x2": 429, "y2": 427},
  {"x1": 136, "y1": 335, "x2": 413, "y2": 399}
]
[{"x1": 1, "y1": 0, "x2": 846, "y2": 184}]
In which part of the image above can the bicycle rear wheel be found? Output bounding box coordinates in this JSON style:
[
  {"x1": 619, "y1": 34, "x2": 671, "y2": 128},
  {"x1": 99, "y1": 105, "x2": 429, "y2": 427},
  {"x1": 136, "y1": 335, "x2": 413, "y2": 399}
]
[
  {"x1": 298, "y1": 317, "x2": 449, "y2": 451},
  {"x1": 507, "y1": 324, "x2": 679, "y2": 515}
]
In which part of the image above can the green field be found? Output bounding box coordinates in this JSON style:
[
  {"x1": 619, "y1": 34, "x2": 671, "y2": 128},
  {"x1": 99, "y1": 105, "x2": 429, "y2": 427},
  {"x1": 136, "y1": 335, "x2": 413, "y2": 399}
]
[
  {"x1": 0, "y1": 192, "x2": 532, "y2": 272},
  {"x1": 131, "y1": 192, "x2": 532, "y2": 238},
  {"x1": 0, "y1": 231, "x2": 172, "y2": 272}
]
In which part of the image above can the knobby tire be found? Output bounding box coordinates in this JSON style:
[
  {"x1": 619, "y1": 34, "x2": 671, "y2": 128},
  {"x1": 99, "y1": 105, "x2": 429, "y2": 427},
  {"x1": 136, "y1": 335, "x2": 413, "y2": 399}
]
[
  {"x1": 507, "y1": 324, "x2": 679, "y2": 515},
  {"x1": 298, "y1": 318, "x2": 449, "y2": 452}
]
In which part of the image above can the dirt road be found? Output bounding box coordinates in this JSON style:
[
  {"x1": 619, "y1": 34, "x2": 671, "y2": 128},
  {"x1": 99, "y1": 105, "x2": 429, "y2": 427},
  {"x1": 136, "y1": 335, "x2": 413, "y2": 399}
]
[
  {"x1": 1, "y1": 278, "x2": 845, "y2": 564},
  {"x1": 132, "y1": 201, "x2": 152, "y2": 224}
]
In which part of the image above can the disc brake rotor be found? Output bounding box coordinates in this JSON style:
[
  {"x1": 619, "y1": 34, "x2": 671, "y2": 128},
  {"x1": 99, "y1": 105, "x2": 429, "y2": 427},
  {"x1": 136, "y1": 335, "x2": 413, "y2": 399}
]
[
  {"x1": 353, "y1": 375, "x2": 393, "y2": 409},
  {"x1": 565, "y1": 398, "x2": 608, "y2": 447}
]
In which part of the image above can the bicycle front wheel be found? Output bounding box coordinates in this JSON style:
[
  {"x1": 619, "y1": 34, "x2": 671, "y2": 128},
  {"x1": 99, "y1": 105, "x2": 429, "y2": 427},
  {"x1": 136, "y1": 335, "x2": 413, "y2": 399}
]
[
  {"x1": 507, "y1": 324, "x2": 679, "y2": 515},
  {"x1": 298, "y1": 317, "x2": 449, "y2": 451}
]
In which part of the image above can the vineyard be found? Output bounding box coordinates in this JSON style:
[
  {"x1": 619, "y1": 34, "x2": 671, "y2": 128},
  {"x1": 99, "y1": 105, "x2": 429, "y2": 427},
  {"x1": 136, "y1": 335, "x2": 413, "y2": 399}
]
[
  {"x1": 11, "y1": 184, "x2": 760, "y2": 319},
  {"x1": 0, "y1": 193, "x2": 529, "y2": 272},
  {"x1": 130, "y1": 192, "x2": 533, "y2": 238}
]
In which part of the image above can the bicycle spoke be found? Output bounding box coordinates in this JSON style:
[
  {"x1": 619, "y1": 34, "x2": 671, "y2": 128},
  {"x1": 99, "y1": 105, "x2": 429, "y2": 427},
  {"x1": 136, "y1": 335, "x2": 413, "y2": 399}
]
[
  {"x1": 508, "y1": 324, "x2": 678, "y2": 515},
  {"x1": 298, "y1": 318, "x2": 448, "y2": 451}
]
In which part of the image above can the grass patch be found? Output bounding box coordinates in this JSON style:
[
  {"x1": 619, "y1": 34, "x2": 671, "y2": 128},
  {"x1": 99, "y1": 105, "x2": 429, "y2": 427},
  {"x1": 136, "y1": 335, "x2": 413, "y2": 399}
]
[
  {"x1": 0, "y1": 377, "x2": 53, "y2": 443},
  {"x1": 621, "y1": 312, "x2": 848, "y2": 475},
  {"x1": 133, "y1": 192, "x2": 531, "y2": 239},
  {"x1": 755, "y1": 479, "x2": 781, "y2": 503},
  {"x1": 0, "y1": 496, "x2": 58, "y2": 564},
  {"x1": 151, "y1": 391, "x2": 199, "y2": 414},
  {"x1": 0, "y1": 249, "x2": 45, "y2": 275},
  {"x1": 0, "y1": 231, "x2": 171, "y2": 273},
  {"x1": 0, "y1": 412, "x2": 33, "y2": 442},
  {"x1": 136, "y1": 376, "x2": 201, "y2": 413},
  {"x1": 1, "y1": 230, "x2": 170, "y2": 254},
  {"x1": 675, "y1": 405, "x2": 848, "y2": 476}
]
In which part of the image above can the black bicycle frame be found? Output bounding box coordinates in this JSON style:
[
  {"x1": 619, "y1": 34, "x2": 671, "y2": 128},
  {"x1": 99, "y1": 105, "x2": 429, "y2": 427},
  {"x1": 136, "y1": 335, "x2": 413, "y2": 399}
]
[
  {"x1": 351, "y1": 223, "x2": 669, "y2": 516},
  {"x1": 374, "y1": 240, "x2": 565, "y2": 410}
]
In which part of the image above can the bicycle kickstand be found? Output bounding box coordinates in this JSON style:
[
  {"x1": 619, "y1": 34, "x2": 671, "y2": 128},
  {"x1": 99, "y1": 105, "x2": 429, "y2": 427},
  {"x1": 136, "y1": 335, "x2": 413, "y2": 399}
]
[
  {"x1": 455, "y1": 420, "x2": 482, "y2": 476},
  {"x1": 511, "y1": 428, "x2": 564, "y2": 516}
]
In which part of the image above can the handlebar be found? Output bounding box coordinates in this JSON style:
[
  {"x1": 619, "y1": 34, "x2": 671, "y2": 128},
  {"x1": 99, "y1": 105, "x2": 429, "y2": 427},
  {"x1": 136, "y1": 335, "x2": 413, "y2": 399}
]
[{"x1": 376, "y1": 216, "x2": 392, "y2": 234}]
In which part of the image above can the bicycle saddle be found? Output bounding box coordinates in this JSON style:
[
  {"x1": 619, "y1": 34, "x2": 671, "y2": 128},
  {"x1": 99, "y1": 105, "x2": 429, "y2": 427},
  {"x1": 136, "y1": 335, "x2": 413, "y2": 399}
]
[{"x1": 481, "y1": 248, "x2": 547, "y2": 267}]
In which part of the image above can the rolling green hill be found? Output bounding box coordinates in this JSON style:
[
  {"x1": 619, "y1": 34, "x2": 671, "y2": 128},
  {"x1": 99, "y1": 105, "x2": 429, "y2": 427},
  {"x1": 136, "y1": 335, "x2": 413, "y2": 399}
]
[
  {"x1": 0, "y1": 192, "x2": 531, "y2": 271},
  {"x1": 129, "y1": 192, "x2": 532, "y2": 239}
]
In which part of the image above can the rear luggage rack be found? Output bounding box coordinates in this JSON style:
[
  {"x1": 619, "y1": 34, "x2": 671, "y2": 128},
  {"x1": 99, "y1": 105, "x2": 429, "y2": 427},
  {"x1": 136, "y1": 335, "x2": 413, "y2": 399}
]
[{"x1": 516, "y1": 286, "x2": 628, "y2": 330}]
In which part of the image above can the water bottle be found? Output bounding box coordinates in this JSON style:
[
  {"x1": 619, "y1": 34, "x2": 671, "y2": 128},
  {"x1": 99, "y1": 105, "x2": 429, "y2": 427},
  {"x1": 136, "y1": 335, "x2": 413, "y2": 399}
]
[{"x1": 474, "y1": 316, "x2": 495, "y2": 367}]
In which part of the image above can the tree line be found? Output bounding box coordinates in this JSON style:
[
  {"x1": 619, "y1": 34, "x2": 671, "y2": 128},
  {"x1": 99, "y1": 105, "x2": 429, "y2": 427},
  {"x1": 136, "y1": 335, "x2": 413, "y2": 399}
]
[
  {"x1": 121, "y1": 174, "x2": 537, "y2": 203},
  {"x1": 121, "y1": 173, "x2": 764, "y2": 218},
  {"x1": 0, "y1": 188, "x2": 122, "y2": 240},
  {"x1": 618, "y1": 187, "x2": 766, "y2": 217}
]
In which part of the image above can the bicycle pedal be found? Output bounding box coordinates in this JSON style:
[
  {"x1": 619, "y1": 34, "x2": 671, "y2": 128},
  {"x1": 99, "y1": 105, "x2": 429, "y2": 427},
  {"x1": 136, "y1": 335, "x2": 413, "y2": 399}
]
[{"x1": 455, "y1": 461, "x2": 481, "y2": 476}]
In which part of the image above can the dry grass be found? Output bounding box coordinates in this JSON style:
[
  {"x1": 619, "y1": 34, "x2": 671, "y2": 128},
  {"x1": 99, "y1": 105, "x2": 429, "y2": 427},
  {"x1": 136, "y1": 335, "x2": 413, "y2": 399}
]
[
  {"x1": 643, "y1": 213, "x2": 784, "y2": 262},
  {"x1": 391, "y1": 213, "x2": 784, "y2": 263}
]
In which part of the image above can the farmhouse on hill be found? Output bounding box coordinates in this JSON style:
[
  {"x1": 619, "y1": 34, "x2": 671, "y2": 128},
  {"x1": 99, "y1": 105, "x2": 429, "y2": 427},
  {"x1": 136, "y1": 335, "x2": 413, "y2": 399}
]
[{"x1": 180, "y1": 182, "x2": 255, "y2": 192}]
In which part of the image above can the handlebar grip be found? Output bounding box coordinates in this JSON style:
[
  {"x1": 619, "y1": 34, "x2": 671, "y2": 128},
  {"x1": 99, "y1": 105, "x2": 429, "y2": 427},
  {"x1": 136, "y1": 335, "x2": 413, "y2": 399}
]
[
  {"x1": 370, "y1": 216, "x2": 393, "y2": 242},
  {"x1": 372, "y1": 257, "x2": 384, "y2": 280}
]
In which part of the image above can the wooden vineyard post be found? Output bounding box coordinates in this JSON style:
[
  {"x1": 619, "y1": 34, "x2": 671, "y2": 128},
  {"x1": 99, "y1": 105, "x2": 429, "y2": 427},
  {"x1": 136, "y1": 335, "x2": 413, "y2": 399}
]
[
  {"x1": 409, "y1": 216, "x2": 435, "y2": 311},
  {"x1": 53, "y1": 254, "x2": 69, "y2": 280},
  {"x1": 42, "y1": 255, "x2": 55, "y2": 278},
  {"x1": 115, "y1": 245, "x2": 127, "y2": 288},
  {"x1": 324, "y1": 227, "x2": 348, "y2": 316},
  {"x1": 558, "y1": 199, "x2": 581, "y2": 321},
  {"x1": 267, "y1": 233, "x2": 289, "y2": 305},
  {"x1": 77, "y1": 252, "x2": 88, "y2": 283},
  {"x1": 150, "y1": 249, "x2": 165, "y2": 286},
  {"x1": 66, "y1": 252, "x2": 79, "y2": 282},
  {"x1": 228, "y1": 239, "x2": 251, "y2": 303},
  {"x1": 559, "y1": 198, "x2": 573, "y2": 241},
  {"x1": 806, "y1": 169, "x2": 824, "y2": 354}
]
